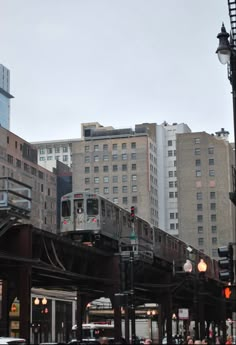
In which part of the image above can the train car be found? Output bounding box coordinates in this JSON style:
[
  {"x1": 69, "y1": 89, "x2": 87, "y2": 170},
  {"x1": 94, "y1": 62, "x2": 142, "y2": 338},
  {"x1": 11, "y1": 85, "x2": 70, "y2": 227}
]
[
  {"x1": 60, "y1": 191, "x2": 153, "y2": 253},
  {"x1": 60, "y1": 191, "x2": 217, "y2": 279}
]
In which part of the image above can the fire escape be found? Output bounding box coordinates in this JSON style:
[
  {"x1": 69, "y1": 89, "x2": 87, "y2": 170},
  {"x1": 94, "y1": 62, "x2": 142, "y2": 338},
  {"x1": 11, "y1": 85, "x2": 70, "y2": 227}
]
[{"x1": 0, "y1": 177, "x2": 32, "y2": 236}]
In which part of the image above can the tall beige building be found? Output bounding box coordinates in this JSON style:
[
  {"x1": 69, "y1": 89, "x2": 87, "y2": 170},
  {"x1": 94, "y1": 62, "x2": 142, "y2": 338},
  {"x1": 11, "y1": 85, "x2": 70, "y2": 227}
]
[
  {"x1": 0, "y1": 126, "x2": 57, "y2": 232},
  {"x1": 176, "y1": 130, "x2": 235, "y2": 257},
  {"x1": 72, "y1": 122, "x2": 158, "y2": 226}
]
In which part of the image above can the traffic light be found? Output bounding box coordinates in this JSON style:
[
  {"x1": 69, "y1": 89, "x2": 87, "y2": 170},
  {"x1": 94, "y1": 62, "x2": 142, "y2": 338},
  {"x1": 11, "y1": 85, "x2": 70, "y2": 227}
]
[
  {"x1": 223, "y1": 286, "x2": 232, "y2": 299},
  {"x1": 218, "y1": 243, "x2": 234, "y2": 283},
  {"x1": 130, "y1": 206, "x2": 135, "y2": 223}
]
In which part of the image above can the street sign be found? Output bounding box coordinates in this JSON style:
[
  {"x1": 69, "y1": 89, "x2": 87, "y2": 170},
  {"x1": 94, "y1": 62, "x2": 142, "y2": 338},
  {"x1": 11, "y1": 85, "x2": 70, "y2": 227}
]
[{"x1": 178, "y1": 308, "x2": 189, "y2": 320}]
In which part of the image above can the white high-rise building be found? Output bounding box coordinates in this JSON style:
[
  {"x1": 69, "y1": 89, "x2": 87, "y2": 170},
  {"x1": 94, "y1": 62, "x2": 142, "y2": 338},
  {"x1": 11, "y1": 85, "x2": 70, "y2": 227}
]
[{"x1": 157, "y1": 122, "x2": 191, "y2": 236}]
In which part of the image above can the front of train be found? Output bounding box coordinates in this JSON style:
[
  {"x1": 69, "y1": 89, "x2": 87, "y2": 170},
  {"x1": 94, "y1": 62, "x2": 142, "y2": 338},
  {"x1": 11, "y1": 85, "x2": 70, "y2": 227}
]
[{"x1": 60, "y1": 192, "x2": 101, "y2": 244}]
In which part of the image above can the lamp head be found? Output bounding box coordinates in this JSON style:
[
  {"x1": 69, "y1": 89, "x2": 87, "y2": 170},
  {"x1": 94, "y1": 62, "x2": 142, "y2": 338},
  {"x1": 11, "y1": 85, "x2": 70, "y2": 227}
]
[
  {"x1": 216, "y1": 23, "x2": 231, "y2": 65},
  {"x1": 197, "y1": 258, "x2": 207, "y2": 273},
  {"x1": 183, "y1": 259, "x2": 193, "y2": 273}
]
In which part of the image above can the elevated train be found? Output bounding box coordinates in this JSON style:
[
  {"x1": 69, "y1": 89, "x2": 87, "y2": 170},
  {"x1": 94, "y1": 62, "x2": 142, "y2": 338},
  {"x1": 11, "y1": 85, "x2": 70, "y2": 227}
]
[{"x1": 60, "y1": 191, "x2": 218, "y2": 280}]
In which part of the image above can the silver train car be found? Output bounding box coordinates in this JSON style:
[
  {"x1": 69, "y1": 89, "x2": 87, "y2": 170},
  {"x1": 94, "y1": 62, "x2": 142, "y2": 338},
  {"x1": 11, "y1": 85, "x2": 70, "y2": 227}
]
[{"x1": 60, "y1": 191, "x2": 218, "y2": 279}]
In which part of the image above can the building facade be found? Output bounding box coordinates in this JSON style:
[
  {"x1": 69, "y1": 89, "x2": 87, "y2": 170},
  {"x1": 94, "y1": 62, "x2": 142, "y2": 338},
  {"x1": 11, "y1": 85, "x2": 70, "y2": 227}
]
[
  {"x1": 156, "y1": 122, "x2": 191, "y2": 236},
  {"x1": 0, "y1": 64, "x2": 13, "y2": 130},
  {"x1": 176, "y1": 130, "x2": 235, "y2": 257},
  {"x1": 31, "y1": 139, "x2": 75, "y2": 172},
  {"x1": 0, "y1": 126, "x2": 57, "y2": 232},
  {"x1": 72, "y1": 122, "x2": 158, "y2": 225}
]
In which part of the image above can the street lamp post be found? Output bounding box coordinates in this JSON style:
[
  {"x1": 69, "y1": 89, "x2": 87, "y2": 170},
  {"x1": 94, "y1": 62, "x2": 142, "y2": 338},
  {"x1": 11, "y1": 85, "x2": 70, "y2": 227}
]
[
  {"x1": 216, "y1": 23, "x2": 236, "y2": 205},
  {"x1": 198, "y1": 259, "x2": 207, "y2": 341}
]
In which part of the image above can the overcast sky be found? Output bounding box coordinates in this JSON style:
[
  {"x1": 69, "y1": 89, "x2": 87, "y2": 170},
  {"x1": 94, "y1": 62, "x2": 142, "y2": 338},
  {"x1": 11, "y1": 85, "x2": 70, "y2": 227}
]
[{"x1": 1, "y1": 1, "x2": 233, "y2": 142}]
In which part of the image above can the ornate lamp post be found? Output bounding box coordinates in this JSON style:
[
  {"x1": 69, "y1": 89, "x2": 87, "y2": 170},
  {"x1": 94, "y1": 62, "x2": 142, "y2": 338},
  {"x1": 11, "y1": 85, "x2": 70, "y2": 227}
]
[
  {"x1": 216, "y1": 23, "x2": 236, "y2": 205},
  {"x1": 197, "y1": 259, "x2": 207, "y2": 341}
]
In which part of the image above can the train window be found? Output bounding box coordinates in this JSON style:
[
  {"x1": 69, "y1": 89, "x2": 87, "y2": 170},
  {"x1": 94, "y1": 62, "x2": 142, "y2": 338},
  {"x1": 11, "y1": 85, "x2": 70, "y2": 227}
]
[
  {"x1": 62, "y1": 200, "x2": 71, "y2": 217},
  {"x1": 123, "y1": 215, "x2": 126, "y2": 226},
  {"x1": 144, "y1": 224, "x2": 148, "y2": 236},
  {"x1": 107, "y1": 204, "x2": 111, "y2": 218},
  {"x1": 101, "y1": 200, "x2": 105, "y2": 216},
  {"x1": 75, "y1": 199, "x2": 84, "y2": 214},
  {"x1": 87, "y1": 199, "x2": 98, "y2": 215}
]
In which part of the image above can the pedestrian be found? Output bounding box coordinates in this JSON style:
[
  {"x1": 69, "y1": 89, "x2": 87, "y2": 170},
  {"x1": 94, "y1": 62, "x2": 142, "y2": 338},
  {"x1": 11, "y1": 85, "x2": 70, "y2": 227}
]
[{"x1": 99, "y1": 337, "x2": 109, "y2": 344}]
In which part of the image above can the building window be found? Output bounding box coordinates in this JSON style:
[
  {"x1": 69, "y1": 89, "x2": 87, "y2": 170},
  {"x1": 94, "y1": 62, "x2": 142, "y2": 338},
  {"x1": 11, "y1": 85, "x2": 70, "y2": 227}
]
[
  {"x1": 208, "y1": 147, "x2": 214, "y2": 154},
  {"x1": 94, "y1": 177, "x2": 99, "y2": 184},
  {"x1": 63, "y1": 155, "x2": 68, "y2": 162},
  {"x1": 113, "y1": 165, "x2": 118, "y2": 171},
  {"x1": 113, "y1": 176, "x2": 118, "y2": 183},
  {"x1": 55, "y1": 147, "x2": 60, "y2": 153},
  {"x1": 39, "y1": 157, "x2": 45, "y2": 161},
  {"x1": 55, "y1": 155, "x2": 60, "y2": 160},
  {"x1": 212, "y1": 249, "x2": 218, "y2": 257},
  {"x1": 103, "y1": 144, "x2": 108, "y2": 151},
  {"x1": 211, "y1": 214, "x2": 216, "y2": 222},
  {"x1": 122, "y1": 175, "x2": 127, "y2": 182},
  {"x1": 131, "y1": 142, "x2": 136, "y2": 149},
  {"x1": 209, "y1": 158, "x2": 214, "y2": 165},
  {"x1": 47, "y1": 156, "x2": 53, "y2": 160},
  {"x1": 85, "y1": 156, "x2": 90, "y2": 163},
  {"x1": 132, "y1": 185, "x2": 137, "y2": 192},
  {"x1": 16, "y1": 159, "x2": 21, "y2": 168},
  {"x1": 112, "y1": 154, "x2": 118, "y2": 160},
  {"x1": 169, "y1": 192, "x2": 174, "y2": 198},
  {"x1": 103, "y1": 155, "x2": 109, "y2": 161},
  {"x1": 39, "y1": 149, "x2": 45, "y2": 154},
  {"x1": 94, "y1": 145, "x2": 99, "y2": 151},
  {"x1": 122, "y1": 154, "x2": 127, "y2": 160},
  {"x1": 198, "y1": 226, "x2": 203, "y2": 234},
  {"x1": 196, "y1": 170, "x2": 201, "y2": 177},
  {"x1": 168, "y1": 150, "x2": 173, "y2": 157},
  {"x1": 104, "y1": 176, "x2": 109, "y2": 183},
  {"x1": 104, "y1": 187, "x2": 109, "y2": 194},
  {"x1": 85, "y1": 178, "x2": 90, "y2": 184},
  {"x1": 122, "y1": 164, "x2": 127, "y2": 171},
  {"x1": 209, "y1": 170, "x2": 215, "y2": 176},
  {"x1": 132, "y1": 175, "x2": 137, "y2": 181},
  {"x1": 197, "y1": 204, "x2": 203, "y2": 211},
  {"x1": 194, "y1": 138, "x2": 200, "y2": 144},
  {"x1": 211, "y1": 225, "x2": 217, "y2": 233},
  {"x1": 168, "y1": 140, "x2": 172, "y2": 146},
  {"x1": 47, "y1": 148, "x2": 52, "y2": 154},
  {"x1": 210, "y1": 203, "x2": 216, "y2": 210},
  {"x1": 85, "y1": 145, "x2": 89, "y2": 152},
  {"x1": 132, "y1": 164, "x2": 136, "y2": 170},
  {"x1": 168, "y1": 171, "x2": 173, "y2": 177},
  {"x1": 62, "y1": 146, "x2": 68, "y2": 153},
  {"x1": 94, "y1": 166, "x2": 99, "y2": 173},
  {"x1": 194, "y1": 148, "x2": 200, "y2": 155},
  {"x1": 212, "y1": 237, "x2": 218, "y2": 245},
  {"x1": 94, "y1": 156, "x2": 99, "y2": 162},
  {"x1": 131, "y1": 153, "x2": 136, "y2": 160},
  {"x1": 198, "y1": 238, "x2": 204, "y2": 246},
  {"x1": 122, "y1": 143, "x2": 127, "y2": 149},
  {"x1": 113, "y1": 144, "x2": 118, "y2": 150},
  {"x1": 170, "y1": 213, "x2": 175, "y2": 219},
  {"x1": 195, "y1": 159, "x2": 201, "y2": 166},
  {"x1": 196, "y1": 192, "x2": 202, "y2": 200},
  {"x1": 170, "y1": 223, "x2": 175, "y2": 230},
  {"x1": 169, "y1": 181, "x2": 174, "y2": 188},
  {"x1": 85, "y1": 167, "x2": 90, "y2": 173},
  {"x1": 122, "y1": 186, "x2": 128, "y2": 193},
  {"x1": 7, "y1": 155, "x2": 13, "y2": 164},
  {"x1": 132, "y1": 196, "x2": 137, "y2": 203},
  {"x1": 123, "y1": 197, "x2": 128, "y2": 204},
  {"x1": 210, "y1": 191, "x2": 215, "y2": 199},
  {"x1": 113, "y1": 198, "x2": 118, "y2": 204},
  {"x1": 94, "y1": 188, "x2": 99, "y2": 193},
  {"x1": 197, "y1": 215, "x2": 203, "y2": 222},
  {"x1": 113, "y1": 186, "x2": 118, "y2": 193},
  {"x1": 103, "y1": 166, "x2": 109, "y2": 172}
]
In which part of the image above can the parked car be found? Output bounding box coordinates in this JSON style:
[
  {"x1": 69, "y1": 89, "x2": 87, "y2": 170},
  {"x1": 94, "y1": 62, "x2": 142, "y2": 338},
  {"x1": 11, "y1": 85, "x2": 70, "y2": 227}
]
[{"x1": 0, "y1": 338, "x2": 26, "y2": 345}]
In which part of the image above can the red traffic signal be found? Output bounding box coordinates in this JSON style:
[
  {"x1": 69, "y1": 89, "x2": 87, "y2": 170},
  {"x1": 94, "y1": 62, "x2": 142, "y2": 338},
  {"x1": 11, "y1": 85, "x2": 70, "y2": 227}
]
[
  {"x1": 223, "y1": 286, "x2": 232, "y2": 299},
  {"x1": 130, "y1": 206, "x2": 135, "y2": 222}
]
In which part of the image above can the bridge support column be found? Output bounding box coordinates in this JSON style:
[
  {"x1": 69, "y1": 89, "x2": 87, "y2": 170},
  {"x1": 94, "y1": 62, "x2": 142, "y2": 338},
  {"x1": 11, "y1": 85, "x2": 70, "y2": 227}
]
[
  {"x1": 19, "y1": 266, "x2": 31, "y2": 343},
  {"x1": 76, "y1": 291, "x2": 83, "y2": 341},
  {"x1": 114, "y1": 293, "x2": 123, "y2": 343},
  {"x1": 0, "y1": 280, "x2": 10, "y2": 336},
  {"x1": 165, "y1": 289, "x2": 173, "y2": 344}
]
